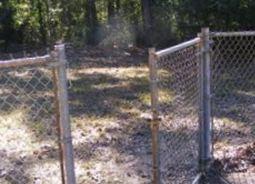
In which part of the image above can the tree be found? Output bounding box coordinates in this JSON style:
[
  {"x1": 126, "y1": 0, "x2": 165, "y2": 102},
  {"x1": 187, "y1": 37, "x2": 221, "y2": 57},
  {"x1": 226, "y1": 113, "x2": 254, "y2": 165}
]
[
  {"x1": 141, "y1": 0, "x2": 154, "y2": 46},
  {"x1": 37, "y1": 0, "x2": 47, "y2": 45},
  {"x1": 85, "y1": 0, "x2": 98, "y2": 45},
  {"x1": 1, "y1": 0, "x2": 255, "y2": 50}
]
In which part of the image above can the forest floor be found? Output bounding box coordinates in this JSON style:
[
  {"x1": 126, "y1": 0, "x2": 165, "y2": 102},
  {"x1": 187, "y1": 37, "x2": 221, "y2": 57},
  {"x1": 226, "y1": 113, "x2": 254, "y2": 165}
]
[
  {"x1": 1, "y1": 46, "x2": 255, "y2": 184},
  {"x1": 66, "y1": 46, "x2": 152, "y2": 184},
  {"x1": 0, "y1": 46, "x2": 152, "y2": 184}
]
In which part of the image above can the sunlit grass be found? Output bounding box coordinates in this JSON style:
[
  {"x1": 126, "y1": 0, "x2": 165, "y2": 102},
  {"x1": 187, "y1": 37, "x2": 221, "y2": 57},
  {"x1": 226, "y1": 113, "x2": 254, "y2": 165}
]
[
  {"x1": 0, "y1": 109, "x2": 39, "y2": 152},
  {"x1": 2, "y1": 63, "x2": 153, "y2": 183},
  {"x1": 75, "y1": 148, "x2": 150, "y2": 184},
  {"x1": 93, "y1": 81, "x2": 129, "y2": 90},
  {"x1": 72, "y1": 82, "x2": 93, "y2": 93},
  {"x1": 26, "y1": 160, "x2": 61, "y2": 183},
  {"x1": 214, "y1": 117, "x2": 250, "y2": 131},
  {"x1": 157, "y1": 68, "x2": 172, "y2": 79},
  {"x1": 236, "y1": 90, "x2": 255, "y2": 97},
  {"x1": 213, "y1": 117, "x2": 252, "y2": 158},
  {"x1": 139, "y1": 89, "x2": 174, "y2": 106},
  {"x1": 0, "y1": 108, "x2": 61, "y2": 183},
  {"x1": 70, "y1": 66, "x2": 148, "y2": 80}
]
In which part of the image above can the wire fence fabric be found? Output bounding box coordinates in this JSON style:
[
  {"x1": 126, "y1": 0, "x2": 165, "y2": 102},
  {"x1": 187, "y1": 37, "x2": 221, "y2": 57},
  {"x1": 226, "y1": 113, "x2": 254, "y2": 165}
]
[
  {"x1": 155, "y1": 40, "x2": 201, "y2": 183},
  {"x1": 210, "y1": 33, "x2": 255, "y2": 184},
  {"x1": 0, "y1": 63, "x2": 62, "y2": 183}
]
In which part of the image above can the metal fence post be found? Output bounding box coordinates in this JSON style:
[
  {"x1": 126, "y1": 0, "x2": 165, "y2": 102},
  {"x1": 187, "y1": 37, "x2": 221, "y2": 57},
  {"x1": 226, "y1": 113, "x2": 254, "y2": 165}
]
[
  {"x1": 149, "y1": 48, "x2": 160, "y2": 184},
  {"x1": 54, "y1": 44, "x2": 76, "y2": 184},
  {"x1": 198, "y1": 28, "x2": 212, "y2": 174}
]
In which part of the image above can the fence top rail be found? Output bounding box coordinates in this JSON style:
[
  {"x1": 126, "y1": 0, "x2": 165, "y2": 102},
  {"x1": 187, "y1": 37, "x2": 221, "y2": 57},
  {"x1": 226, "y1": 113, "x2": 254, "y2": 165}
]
[
  {"x1": 155, "y1": 37, "x2": 201, "y2": 58},
  {"x1": 211, "y1": 31, "x2": 255, "y2": 37},
  {"x1": 0, "y1": 54, "x2": 51, "y2": 69}
]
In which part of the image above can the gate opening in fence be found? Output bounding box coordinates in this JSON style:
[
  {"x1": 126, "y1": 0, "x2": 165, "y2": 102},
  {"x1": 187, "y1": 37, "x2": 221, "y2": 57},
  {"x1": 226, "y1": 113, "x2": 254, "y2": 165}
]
[
  {"x1": 0, "y1": 45, "x2": 76, "y2": 184},
  {"x1": 149, "y1": 28, "x2": 255, "y2": 184}
]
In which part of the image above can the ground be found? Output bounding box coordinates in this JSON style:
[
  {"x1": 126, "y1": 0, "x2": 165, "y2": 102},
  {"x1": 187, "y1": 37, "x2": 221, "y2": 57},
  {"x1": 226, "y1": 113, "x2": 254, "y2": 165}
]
[
  {"x1": 0, "y1": 45, "x2": 255, "y2": 184},
  {"x1": 67, "y1": 46, "x2": 152, "y2": 184},
  {"x1": 0, "y1": 46, "x2": 153, "y2": 184}
]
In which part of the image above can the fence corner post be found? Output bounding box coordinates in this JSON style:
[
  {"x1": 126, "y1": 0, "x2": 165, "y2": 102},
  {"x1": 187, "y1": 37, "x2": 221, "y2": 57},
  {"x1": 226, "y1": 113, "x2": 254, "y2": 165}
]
[
  {"x1": 149, "y1": 48, "x2": 160, "y2": 184},
  {"x1": 54, "y1": 43, "x2": 76, "y2": 184},
  {"x1": 198, "y1": 27, "x2": 212, "y2": 175}
]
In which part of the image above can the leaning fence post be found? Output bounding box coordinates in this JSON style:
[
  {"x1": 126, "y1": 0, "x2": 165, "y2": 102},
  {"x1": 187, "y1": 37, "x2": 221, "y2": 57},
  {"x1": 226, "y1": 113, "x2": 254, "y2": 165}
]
[
  {"x1": 198, "y1": 28, "x2": 212, "y2": 174},
  {"x1": 149, "y1": 48, "x2": 160, "y2": 184},
  {"x1": 54, "y1": 44, "x2": 76, "y2": 184}
]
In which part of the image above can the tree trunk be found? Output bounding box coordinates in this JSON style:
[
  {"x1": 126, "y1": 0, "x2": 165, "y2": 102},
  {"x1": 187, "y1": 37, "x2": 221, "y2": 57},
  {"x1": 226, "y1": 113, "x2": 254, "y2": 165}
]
[
  {"x1": 37, "y1": 0, "x2": 47, "y2": 45},
  {"x1": 107, "y1": 0, "x2": 115, "y2": 24},
  {"x1": 85, "y1": 0, "x2": 98, "y2": 45},
  {"x1": 116, "y1": 0, "x2": 120, "y2": 15},
  {"x1": 141, "y1": 0, "x2": 153, "y2": 46},
  {"x1": 129, "y1": 1, "x2": 139, "y2": 45}
]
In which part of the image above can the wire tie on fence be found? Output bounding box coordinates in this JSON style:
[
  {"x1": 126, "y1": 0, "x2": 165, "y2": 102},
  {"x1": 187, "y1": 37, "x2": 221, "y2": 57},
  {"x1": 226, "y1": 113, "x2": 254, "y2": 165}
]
[
  {"x1": 209, "y1": 40, "x2": 214, "y2": 46},
  {"x1": 46, "y1": 47, "x2": 50, "y2": 55},
  {"x1": 23, "y1": 51, "x2": 27, "y2": 58},
  {"x1": 201, "y1": 48, "x2": 211, "y2": 53},
  {"x1": 9, "y1": 54, "x2": 14, "y2": 60},
  {"x1": 195, "y1": 52, "x2": 202, "y2": 57},
  {"x1": 210, "y1": 93, "x2": 215, "y2": 99},
  {"x1": 47, "y1": 61, "x2": 66, "y2": 68},
  {"x1": 150, "y1": 79, "x2": 158, "y2": 84},
  {"x1": 59, "y1": 136, "x2": 73, "y2": 144}
]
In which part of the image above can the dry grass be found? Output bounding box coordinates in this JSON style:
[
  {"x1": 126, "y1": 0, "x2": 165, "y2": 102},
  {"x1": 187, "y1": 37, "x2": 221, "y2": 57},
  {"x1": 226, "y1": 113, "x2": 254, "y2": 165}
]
[
  {"x1": 68, "y1": 62, "x2": 152, "y2": 183},
  {"x1": 2, "y1": 46, "x2": 254, "y2": 184},
  {"x1": 0, "y1": 48, "x2": 153, "y2": 183}
]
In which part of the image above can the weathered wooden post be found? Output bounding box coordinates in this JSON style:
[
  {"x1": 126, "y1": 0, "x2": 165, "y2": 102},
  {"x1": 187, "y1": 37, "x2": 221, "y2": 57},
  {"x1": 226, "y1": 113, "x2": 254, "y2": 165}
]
[
  {"x1": 53, "y1": 44, "x2": 76, "y2": 184},
  {"x1": 149, "y1": 48, "x2": 160, "y2": 184},
  {"x1": 198, "y1": 28, "x2": 212, "y2": 175}
]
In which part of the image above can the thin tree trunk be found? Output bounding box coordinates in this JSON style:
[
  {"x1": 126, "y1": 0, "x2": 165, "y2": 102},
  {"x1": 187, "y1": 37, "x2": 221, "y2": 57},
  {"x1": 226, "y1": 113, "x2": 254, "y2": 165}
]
[
  {"x1": 37, "y1": 0, "x2": 47, "y2": 45},
  {"x1": 116, "y1": 0, "x2": 120, "y2": 15},
  {"x1": 129, "y1": 1, "x2": 139, "y2": 45},
  {"x1": 141, "y1": 0, "x2": 153, "y2": 46},
  {"x1": 85, "y1": 0, "x2": 98, "y2": 45},
  {"x1": 107, "y1": 0, "x2": 115, "y2": 24}
]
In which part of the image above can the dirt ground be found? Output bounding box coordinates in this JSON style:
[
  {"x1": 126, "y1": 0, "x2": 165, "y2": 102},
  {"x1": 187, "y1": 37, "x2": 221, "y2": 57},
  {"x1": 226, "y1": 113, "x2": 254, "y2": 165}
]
[
  {"x1": 66, "y1": 46, "x2": 152, "y2": 184},
  {"x1": 1, "y1": 45, "x2": 255, "y2": 184},
  {"x1": 0, "y1": 46, "x2": 153, "y2": 184}
]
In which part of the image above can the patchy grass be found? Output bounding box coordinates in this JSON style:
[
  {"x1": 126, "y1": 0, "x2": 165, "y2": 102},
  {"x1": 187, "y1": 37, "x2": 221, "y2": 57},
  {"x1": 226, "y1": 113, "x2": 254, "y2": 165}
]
[
  {"x1": 65, "y1": 49, "x2": 153, "y2": 183},
  {"x1": 0, "y1": 107, "x2": 60, "y2": 183},
  {"x1": 2, "y1": 46, "x2": 255, "y2": 183}
]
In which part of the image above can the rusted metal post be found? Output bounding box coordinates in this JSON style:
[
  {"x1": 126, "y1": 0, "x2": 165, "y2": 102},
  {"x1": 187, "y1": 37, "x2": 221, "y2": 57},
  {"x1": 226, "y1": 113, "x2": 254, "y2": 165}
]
[
  {"x1": 198, "y1": 28, "x2": 212, "y2": 174},
  {"x1": 149, "y1": 48, "x2": 160, "y2": 184},
  {"x1": 54, "y1": 44, "x2": 76, "y2": 184}
]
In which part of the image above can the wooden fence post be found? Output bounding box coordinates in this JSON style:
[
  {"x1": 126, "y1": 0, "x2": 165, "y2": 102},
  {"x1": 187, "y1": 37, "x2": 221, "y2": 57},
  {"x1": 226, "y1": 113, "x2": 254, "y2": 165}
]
[{"x1": 149, "y1": 48, "x2": 160, "y2": 184}]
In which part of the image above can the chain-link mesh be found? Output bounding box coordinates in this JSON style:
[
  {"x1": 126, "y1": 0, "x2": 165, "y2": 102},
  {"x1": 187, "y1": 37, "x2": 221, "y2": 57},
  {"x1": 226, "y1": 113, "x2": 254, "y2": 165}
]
[
  {"x1": 156, "y1": 40, "x2": 201, "y2": 183},
  {"x1": 210, "y1": 33, "x2": 255, "y2": 184},
  {"x1": 0, "y1": 64, "x2": 62, "y2": 183}
]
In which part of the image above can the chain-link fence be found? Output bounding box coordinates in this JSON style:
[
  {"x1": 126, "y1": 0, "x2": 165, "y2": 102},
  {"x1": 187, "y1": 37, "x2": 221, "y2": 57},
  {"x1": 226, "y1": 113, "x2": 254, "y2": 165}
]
[
  {"x1": 149, "y1": 38, "x2": 202, "y2": 184},
  {"x1": 150, "y1": 29, "x2": 255, "y2": 184},
  {"x1": 210, "y1": 32, "x2": 255, "y2": 184},
  {"x1": 0, "y1": 45, "x2": 76, "y2": 184}
]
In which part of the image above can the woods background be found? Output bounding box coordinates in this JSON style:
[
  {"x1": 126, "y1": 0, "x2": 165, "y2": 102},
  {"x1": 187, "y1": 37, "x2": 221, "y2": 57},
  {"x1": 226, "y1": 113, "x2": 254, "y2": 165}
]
[{"x1": 1, "y1": 0, "x2": 255, "y2": 51}]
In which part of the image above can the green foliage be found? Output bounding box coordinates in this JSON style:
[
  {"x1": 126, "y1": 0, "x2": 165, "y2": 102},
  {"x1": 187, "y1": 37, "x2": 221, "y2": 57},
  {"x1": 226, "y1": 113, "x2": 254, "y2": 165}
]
[{"x1": 0, "y1": 0, "x2": 255, "y2": 50}]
